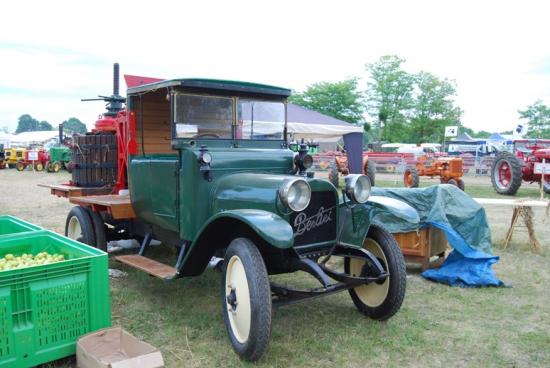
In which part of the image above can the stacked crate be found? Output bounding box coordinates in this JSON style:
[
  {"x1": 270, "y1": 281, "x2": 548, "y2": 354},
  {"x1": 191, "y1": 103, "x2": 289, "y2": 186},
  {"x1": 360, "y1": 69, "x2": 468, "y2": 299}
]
[{"x1": 0, "y1": 216, "x2": 110, "y2": 368}]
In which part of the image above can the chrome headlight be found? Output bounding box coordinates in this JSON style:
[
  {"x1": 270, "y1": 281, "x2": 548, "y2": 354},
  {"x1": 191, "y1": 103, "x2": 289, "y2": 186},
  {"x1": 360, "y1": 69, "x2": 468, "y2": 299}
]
[
  {"x1": 344, "y1": 174, "x2": 371, "y2": 204},
  {"x1": 279, "y1": 178, "x2": 311, "y2": 212}
]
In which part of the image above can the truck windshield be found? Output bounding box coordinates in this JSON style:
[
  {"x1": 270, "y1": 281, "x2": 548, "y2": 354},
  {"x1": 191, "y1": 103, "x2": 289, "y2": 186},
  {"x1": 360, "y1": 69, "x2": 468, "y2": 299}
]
[
  {"x1": 237, "y1": 100, "x2": 285, "y2": 140},
  {"x1": 174, "y1": 94, "x2": 233, "y2": 139}
]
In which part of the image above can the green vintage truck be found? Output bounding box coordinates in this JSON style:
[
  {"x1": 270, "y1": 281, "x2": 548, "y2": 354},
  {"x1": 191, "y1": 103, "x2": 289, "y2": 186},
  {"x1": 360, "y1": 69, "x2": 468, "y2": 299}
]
[{"x1": 58, "y1": 77, "x2": 417, "y2": 361}]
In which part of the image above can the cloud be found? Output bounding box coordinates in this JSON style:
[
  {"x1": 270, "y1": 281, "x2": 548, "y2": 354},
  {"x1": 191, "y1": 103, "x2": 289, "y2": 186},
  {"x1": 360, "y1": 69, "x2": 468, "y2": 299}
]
[{"x1": 1, "y1": 0, "x2": 549, "y2": 134}]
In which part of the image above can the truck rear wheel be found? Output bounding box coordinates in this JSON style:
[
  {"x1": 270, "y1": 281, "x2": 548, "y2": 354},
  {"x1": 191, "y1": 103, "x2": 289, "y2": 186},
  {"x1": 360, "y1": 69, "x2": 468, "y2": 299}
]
[
  {"x1": 345, "y1": 224, "x2": 406, "y2": 320},
  {"x1": 65, "y1": 206, "x2": 96, "y2": 246},
  {"x1": 491, "y1": 152, "x2": 522, "y2": 195},
  {"x1": 222, "y1": 238, "x2": 271, "y2": 361},
  {"x1": 84, "y1": 207, "x2": 107, "y2": 251}
]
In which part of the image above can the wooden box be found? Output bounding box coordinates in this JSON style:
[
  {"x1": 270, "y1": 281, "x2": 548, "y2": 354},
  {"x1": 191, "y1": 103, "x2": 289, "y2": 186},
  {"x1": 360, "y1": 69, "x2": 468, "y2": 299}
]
[{"x1": 393, "y1": 226, "x2": 448, "y2": 270}]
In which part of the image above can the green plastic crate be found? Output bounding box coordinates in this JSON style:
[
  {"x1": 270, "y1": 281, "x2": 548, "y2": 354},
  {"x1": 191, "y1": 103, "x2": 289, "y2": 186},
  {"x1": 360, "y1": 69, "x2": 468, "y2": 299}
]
[
  {"x1": 0, "y1": 216, "x2": 41, "y2": 238},
  {"x1": 0, "y1": 231, "x2": 111, "y2": 367}
]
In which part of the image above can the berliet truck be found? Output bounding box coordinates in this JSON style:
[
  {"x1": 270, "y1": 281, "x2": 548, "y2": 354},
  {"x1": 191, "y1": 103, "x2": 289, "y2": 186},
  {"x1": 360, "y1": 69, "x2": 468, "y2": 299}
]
[{"x1": 49, "y1": 67, "x2": 417, "y2": 361}]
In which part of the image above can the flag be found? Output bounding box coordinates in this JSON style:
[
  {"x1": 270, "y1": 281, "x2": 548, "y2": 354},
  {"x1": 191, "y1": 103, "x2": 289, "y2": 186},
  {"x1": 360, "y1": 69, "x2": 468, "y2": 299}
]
[{"x1": 445, "y1": 126, "x2": 458, "y2": 137}]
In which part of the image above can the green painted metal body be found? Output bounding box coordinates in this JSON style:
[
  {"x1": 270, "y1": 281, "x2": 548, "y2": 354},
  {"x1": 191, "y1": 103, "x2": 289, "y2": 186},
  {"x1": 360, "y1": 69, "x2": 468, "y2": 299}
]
[
  {"x1": 126, "y1": 80, "x2": 416, "y2": 276},
  {"x1": 48, "y1": 146, "x2": 72, "y2": 163}
]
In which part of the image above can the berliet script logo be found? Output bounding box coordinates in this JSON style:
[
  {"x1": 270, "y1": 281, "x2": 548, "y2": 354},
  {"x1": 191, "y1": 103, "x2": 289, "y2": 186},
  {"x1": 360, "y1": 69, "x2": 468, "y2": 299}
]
[{"x1": 294, "y1": 206, "x2": 334, "y2": 236}]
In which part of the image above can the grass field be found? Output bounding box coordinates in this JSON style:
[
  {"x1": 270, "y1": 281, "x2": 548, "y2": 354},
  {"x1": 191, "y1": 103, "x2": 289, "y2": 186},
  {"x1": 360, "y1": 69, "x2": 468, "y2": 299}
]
[{"x1": 1, "y1": 169, "x2": 549, "y2": 367}]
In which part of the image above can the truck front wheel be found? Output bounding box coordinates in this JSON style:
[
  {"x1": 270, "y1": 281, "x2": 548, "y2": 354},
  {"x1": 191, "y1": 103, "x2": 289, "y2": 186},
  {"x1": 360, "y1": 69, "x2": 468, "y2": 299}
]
[
  {"x1": 221, "y1": 238, "x2": 271, "y2": 361},
  {"x1": 345, "y1": 224, "x2": 406, "y2": 320}
]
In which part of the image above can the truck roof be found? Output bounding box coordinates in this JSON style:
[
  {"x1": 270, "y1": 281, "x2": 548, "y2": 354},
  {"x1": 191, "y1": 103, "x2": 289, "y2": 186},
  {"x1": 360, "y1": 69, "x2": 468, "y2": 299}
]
[{"x1": 127, "y1": 78, "x2": 291, "y2": 98}]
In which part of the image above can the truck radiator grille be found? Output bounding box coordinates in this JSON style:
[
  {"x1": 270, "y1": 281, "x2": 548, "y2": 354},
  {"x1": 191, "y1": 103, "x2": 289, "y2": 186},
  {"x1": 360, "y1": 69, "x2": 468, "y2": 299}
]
[{"x1": 290, "y1": 191, "x2": 337, "y2": 247}]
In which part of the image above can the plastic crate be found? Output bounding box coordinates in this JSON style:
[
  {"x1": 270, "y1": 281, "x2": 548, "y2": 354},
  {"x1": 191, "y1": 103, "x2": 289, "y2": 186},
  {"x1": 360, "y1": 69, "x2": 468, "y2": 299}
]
[
  {"x1": 0, "y1": 231, "x2": 111, "y2": 368},
  {"x1": 0, "y1": 216, "x2": 41, "y2": 238}
]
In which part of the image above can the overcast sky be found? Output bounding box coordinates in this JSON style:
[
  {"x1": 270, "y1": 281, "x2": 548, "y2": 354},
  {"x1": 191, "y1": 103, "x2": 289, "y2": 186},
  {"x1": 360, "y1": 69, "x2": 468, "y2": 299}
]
[{"x1": 1, "y1": 0, "x2": 549, "y2": 133}]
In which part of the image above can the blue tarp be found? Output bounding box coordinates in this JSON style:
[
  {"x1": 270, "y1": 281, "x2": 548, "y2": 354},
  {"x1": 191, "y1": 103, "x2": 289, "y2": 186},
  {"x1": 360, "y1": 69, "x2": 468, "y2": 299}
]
[{"x1": 371, "y1": 185, "x2": 505, "y2": 287}]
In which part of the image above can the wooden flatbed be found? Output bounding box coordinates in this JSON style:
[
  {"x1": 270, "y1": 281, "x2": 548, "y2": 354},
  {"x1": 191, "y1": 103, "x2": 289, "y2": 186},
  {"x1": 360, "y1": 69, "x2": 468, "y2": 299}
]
[
  {"x1": 38, "y1": 183, "x2": 112, "y2": 198},
  {"x1": 40, "y1": 183, "x2": 135, "y2": 220},
  {"x1": 69, "y1": 194, "x2": 136, "y2": 219}
]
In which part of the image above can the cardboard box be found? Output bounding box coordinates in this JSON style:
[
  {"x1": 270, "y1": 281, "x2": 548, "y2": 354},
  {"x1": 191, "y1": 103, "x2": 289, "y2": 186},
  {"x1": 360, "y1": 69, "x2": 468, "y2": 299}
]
[{"x1": 77, "y1": 327, "x2": 164, "y2": 368}]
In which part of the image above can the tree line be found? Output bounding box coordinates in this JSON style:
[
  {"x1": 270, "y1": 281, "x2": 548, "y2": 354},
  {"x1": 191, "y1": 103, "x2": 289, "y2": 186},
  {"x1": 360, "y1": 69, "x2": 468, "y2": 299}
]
[
  {"x1": 14, "y1": 114, "x2": 87, "y2": 134},
  {"x1": 290, "y1": 55, "x2": 550, "y2": 143}
]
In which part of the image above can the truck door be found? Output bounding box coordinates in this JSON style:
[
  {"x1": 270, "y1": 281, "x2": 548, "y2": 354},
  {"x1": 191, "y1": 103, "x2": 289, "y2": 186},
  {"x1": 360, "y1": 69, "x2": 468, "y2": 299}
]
[{"x1": 149, "y1": 158, "x2": 179, "y2": 232}]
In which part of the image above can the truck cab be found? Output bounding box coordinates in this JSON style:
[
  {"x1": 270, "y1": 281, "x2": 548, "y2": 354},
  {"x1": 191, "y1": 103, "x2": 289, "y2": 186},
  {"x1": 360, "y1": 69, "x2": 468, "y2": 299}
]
[{"x1": 63, "y1": 77, "x2": 415, "y2": 361}]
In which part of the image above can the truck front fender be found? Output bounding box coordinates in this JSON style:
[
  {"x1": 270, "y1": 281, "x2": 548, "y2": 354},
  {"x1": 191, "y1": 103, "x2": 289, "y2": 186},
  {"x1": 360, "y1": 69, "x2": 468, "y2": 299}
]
[
  {"x1": 178, "y1": 209, "x2": 294, "y2": 276},
  {"x1": 199, "y1": 209, "x2": 295, "y2": 249},
  {"x1": 367, "y1": 196, "x2": 420, "y2": 224},
  {"x1": 338, "y1": 196, "x2": 419, "y2": 248}
]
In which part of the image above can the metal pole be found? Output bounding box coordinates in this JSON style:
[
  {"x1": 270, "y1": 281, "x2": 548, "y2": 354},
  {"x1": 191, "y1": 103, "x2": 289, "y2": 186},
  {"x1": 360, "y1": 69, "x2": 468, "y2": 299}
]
[{"x1": 541, "y1": 158, "x2": 546, "y2": 200}]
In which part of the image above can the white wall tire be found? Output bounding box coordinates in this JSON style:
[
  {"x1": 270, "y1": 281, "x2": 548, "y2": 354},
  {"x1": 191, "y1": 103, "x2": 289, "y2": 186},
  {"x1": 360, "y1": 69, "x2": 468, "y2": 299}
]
[
  {"x1": 345, "y1": 224, "x2": 406, "y2": 320},
  {"x1": 225, "y1": 255, "x2": 252, "y2": 343},
  {"x1": 221, "y1": 238, "x2": 271, "y2": 361},
  {"x1": 65, "y1": 206, "x2": 96, "y2": 246}
]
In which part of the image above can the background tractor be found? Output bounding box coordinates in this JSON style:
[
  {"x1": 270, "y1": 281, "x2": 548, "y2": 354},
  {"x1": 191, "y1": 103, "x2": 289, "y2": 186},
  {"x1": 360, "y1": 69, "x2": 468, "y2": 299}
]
[
  {"x1": 4, "y1": 147, "x2": 25, "y2": 168},
  {"x1": 404, "y1": 156, "x2": 465, "y2": 190},
  {"x1": 0, "y1": 144, "x2": 5, "y2": 169},
  {"x1": 491, "y1": 139, "x2": 550, "y2": 195},
  {"x1": 16, "y1": 149, "x2": 50, "y2": 171},
  {"x1": 327, "y1": 151, "x2": 376, "y2": 187},
  {"x1": 46, "y1": 146, "x2": 73, "y2": 173}
]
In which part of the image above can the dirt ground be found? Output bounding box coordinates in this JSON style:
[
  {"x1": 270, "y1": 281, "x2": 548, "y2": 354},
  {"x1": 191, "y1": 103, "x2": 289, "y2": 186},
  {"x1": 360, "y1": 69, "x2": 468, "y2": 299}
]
[{"x1": 1, "y1": 169, "x2": 549, "y2": 367}]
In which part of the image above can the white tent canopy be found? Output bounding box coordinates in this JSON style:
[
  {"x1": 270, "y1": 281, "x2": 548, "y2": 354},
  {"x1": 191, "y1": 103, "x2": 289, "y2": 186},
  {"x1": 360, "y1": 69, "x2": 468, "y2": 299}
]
[
  {"x1": 288, "y1": 121, "x2": 362, "y2": 142},
  {"x1": 10, "y1": 131, "x2": 58, "y2": 146},
  {"x1": 287, "y1": 104, "x2": 362, "y2": 142},
  {"x1": 0, "y1": 132, "x2": 15, "y2": 147},
  {"x1": 240, "y1": 103, "x2": 364, "y2": 142}
]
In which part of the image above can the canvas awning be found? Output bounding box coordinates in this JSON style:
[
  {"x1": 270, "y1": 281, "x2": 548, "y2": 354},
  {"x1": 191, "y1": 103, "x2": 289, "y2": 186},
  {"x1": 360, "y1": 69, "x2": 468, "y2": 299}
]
[{"x1": 287, "y1": 104, "x2": 363, "y2": 142}]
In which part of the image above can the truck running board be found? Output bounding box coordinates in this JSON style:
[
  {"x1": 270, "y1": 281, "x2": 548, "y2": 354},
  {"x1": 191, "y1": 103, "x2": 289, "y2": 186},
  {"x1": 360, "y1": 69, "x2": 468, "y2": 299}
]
[{"x1": 115, "y1": 255, "x2": 176, "y2": 280}]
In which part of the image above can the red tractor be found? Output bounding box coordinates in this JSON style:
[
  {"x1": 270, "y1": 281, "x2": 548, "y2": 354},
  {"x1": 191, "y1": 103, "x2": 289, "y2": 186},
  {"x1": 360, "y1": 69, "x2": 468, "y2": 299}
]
[
  {"x1": 327, "y1": 151, "x2": 376, "y2": 187},
  {"x1": 15, "y1": 149, "x2": 50, "y2": 171},
  {"x1": 491, "y1": 139, "x2": 550, "y2": 195}
]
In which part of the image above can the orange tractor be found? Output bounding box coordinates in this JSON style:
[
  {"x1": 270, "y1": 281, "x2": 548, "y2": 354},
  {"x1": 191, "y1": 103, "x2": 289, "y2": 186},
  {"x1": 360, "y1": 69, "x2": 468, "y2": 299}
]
[
  {"x1": 327, "y1": 152, "x2": 376, "y2": 187},
  {"x1": 403, "y1": 156, "x2": 465, "y2": 190}
]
